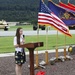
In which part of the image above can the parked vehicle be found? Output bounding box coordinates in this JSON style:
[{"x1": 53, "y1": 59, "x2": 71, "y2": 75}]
[
  {"x1": 33, "y1": 24, "x2": 45, "y2": 30},
  {"x1": 0, "y1": 20, "x2": 9, "y2": 31},
  {"x1": 69, "y1": 25, "x2": 75, "y2": 30}
]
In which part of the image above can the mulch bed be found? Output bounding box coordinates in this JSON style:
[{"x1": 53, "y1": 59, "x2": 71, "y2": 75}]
[{"x1": 0, "y1": 52, "x2": 75, "y2": 75}]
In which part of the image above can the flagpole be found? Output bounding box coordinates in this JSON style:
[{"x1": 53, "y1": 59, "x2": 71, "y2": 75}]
[
  {"x1": 45, "y1": 26, "x2": 48, "y2": 64},
  {"x1": 46, "y1": 26, "x2": 48, "y2": 50},
  {"x1": 56, "y1": 30, "x2": 58, "y2": 59},
  {"x1": 42, "y1": 0, "x2": 44, "y2": 2},
  {"x1": 64, "y1": 35, "x2": 67, "y2": 59},
  {"x1": 68, "y1": 0, "x2": 70, "y2": 3},
  {"x1": 64, "y1": 35, "x2": 66, "y2": 48},
  {"x1": 35, "y1": 24, "x2": 39, "y2": 68},
  {"x1": 59, "y1": 0, "x2": 61, "y2": 2}
]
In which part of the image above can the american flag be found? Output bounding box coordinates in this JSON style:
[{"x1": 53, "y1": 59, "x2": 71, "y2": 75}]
[{"x1": 38, "y1": 0, "x2": 72, "y2": 37}]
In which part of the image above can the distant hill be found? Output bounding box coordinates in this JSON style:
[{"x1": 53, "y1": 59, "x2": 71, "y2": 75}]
[{"x1": 0, "y1": 0, "x2": 75, "y2": 22}]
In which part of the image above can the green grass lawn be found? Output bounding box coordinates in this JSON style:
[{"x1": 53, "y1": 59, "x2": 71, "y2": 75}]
[
  {"x1": 0, "y1": 25, "x2": 34, "y2": 31},
  {"x1": 9, "y1": 25, "x2": 33, "y2": 31},
  {"x1": 0, "y1": 34, "x2": 75, "y2": 53}
]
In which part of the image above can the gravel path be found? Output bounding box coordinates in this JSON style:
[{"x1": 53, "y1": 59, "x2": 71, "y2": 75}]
[{"x1": 0, "y1": 52, "x2": 75, "y2": 75}]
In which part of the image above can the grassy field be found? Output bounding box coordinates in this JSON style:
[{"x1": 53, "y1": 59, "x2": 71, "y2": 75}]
[
  {"x1": 9, "y1": 25, "x2": 33, "y2": 31},
  {"x1": 0, "y1": 34, "x2": 75, "y2": 53},
  {"x1": 0, "y1": 25, "x2": 34, "y2": 31}
]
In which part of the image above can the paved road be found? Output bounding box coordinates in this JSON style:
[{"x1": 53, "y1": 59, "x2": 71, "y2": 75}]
[{"x1": 0, "y1": 30, "x2": 75, "y2": 36}]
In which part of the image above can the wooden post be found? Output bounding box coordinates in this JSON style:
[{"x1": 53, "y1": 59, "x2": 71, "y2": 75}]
[
  {"x1": 64, "y1": 35, "x2": 66, "y2": 59},
  {"x1": 46, "y1": 27, "x2": 48, "y2": 51},
  {"x1": 45, "y1": 27, "x2": 49, "y2": 64},
  {"x1": 35, "y1": 24, "x2": 39, "y2": 68},
  {"x1": 64, "y1": 48, "x2": 66, "y2": 59},
  {"x1": 35, "y1": 51, "x2": 39, "y2": 68},
  {"x1": 45, "y1": 51, "x2": 48, "y2": 64},
  {"x1": 29, "y1": 49, "x2": 34, "y2": 75},
  {"x1": 56, "y1": 31, "x2": 58, "y2": 59},
  {"x1": 56, "y1": 48, "x2": 58, "y2": 59}
]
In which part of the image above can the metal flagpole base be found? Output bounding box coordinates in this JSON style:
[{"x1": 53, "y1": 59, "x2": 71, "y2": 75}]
[
  {"x1": 35, "y1": 61, "x2": 46, "y2": 69},
  {"x1": 66, "y1": 55, "x2": 73, "y2": 60},
  {"x1": 28, "y1": 63, "x2": 46, "y2": 69},
  {"x1": 49, "y1": 55, "x2": 73, "y2": 64},
  {"x1": 49, "y1": 57, "x2": 65, "y2": 65}
]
